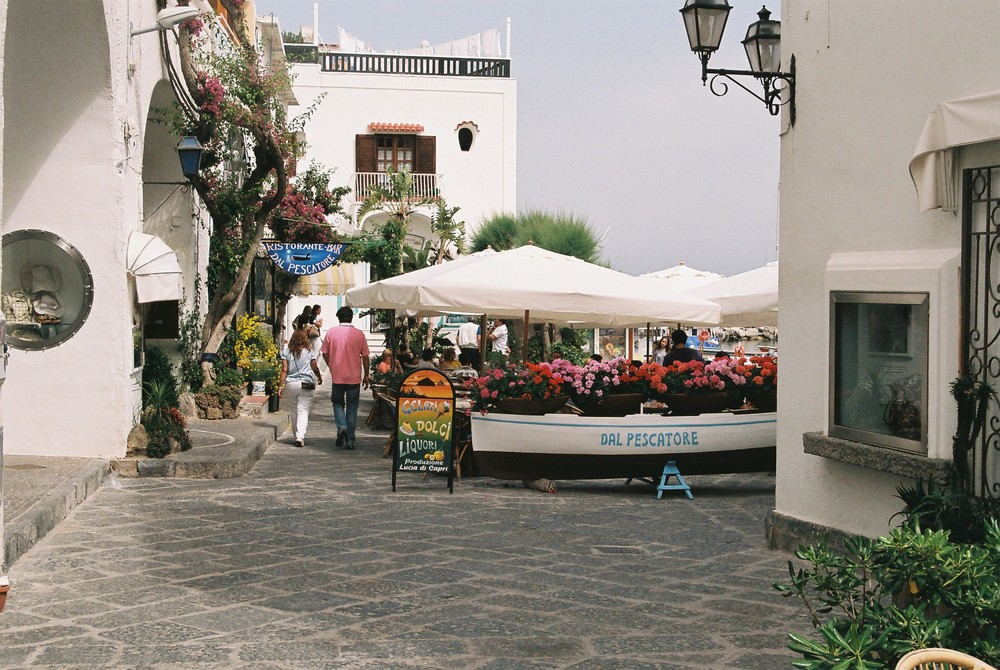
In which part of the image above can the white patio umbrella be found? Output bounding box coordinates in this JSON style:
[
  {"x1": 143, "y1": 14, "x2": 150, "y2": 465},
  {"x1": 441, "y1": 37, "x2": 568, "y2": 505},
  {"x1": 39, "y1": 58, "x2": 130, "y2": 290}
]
[
  {"x1": 687, "y1": 261, "x2": 778, "y2": 327},
  {"x1": 126, "y1": 231, "x2": 182, "y2": 303},
  {"x1": 346, "y1": 245, "x2": 721, "y2": 327},
  {"x1": 641, "y1": 261, "x2": 724, "y2": 293}
]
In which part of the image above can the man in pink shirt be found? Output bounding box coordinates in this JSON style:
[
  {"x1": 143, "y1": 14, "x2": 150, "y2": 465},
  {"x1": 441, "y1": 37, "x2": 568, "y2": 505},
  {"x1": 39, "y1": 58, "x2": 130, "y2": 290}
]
[{"x1": 321, "y1": 306, "x2": 371, "y2": 449}]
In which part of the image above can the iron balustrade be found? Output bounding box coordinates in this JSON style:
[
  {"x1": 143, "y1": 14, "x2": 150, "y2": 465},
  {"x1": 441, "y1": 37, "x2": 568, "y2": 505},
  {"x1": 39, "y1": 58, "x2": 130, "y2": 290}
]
[
  {"x1": 354, "y1": 172, "x2": 439, "y2": 200},
  {"x1": 321, "y1": 53, "x2": 510, "y2": 78}
]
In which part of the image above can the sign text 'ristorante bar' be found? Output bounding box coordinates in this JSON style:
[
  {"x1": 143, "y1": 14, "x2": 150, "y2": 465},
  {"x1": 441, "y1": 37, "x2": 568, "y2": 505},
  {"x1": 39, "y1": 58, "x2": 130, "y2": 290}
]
[{"x1": 263, "y1": 242, "x2": 350, "y2": 276}]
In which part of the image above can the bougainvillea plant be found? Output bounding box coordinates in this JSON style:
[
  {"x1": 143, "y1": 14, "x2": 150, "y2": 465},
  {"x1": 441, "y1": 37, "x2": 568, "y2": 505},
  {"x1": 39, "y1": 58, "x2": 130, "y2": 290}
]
[{"x1": 164, "y1": 6, "x2": 399, "y2": 377}]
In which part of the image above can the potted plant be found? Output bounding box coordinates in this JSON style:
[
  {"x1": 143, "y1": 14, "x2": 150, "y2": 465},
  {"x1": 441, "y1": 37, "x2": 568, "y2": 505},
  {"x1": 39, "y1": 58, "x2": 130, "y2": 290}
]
[
  {"x1": 734, "y1": 355, "x2": 777, "y2": 411},
  {"x1": 470, "y1": 361, "x2": 568, "y2": 415},
  {"x1": 233, "y1": 313, "x2": 281, "y2": 397},
  {"x1": 553, "y1": 357, "x2": 648, "y2": 416},
  {"x1": 657, "y1": 358, "x2": 747, "y2": 415}
]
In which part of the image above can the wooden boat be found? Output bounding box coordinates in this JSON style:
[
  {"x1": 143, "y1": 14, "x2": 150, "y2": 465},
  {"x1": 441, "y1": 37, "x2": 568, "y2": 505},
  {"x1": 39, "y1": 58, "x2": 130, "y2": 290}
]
[{"x1": 470, "y1": 410, "x2": 776, "y2": 480}]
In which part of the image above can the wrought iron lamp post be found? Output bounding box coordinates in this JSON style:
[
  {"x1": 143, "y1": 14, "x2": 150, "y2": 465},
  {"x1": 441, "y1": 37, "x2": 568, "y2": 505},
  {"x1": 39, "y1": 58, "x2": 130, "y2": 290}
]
[{"x1": 680, "y1": 1, "x2": 795, "y2": 125}]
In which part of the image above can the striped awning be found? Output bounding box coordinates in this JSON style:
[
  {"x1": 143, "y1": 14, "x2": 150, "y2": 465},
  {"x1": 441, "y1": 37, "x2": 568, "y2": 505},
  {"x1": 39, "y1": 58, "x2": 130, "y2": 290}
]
[{"x1": 293, "y1": 263, "x2": 357, "y2": 296}]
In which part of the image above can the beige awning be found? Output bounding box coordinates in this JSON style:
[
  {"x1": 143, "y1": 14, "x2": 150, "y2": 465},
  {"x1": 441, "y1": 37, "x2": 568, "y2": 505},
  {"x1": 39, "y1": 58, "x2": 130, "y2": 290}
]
[
  {"x1": 910, "y1": 90, "x2": 1000, "y2": 212},
  {"x1": 127, "y1": 232, "x2": 182, "y2": 303},
  {"x1": 293, "y1": 263, "x2": 357, "y2": 296}
]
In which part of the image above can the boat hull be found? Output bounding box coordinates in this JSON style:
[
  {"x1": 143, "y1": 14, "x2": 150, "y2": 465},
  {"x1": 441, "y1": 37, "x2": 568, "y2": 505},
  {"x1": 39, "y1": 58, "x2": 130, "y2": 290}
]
[{"x1": 470, "y1": 411, "x2": 777, "y2": 480}]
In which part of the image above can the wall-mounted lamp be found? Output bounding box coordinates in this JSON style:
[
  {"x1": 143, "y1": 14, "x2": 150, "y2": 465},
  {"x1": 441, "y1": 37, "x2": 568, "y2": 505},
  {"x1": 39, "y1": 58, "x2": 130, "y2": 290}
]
[
  {"x1": 680, "y1": 1, "x2": 795, "y2": 125},
  {"x1": 130, "y1": 6, "x2": 200, "y2": 37},
  {"x1": 176, "y1": 136, "x2": 204, "y2": 180}
]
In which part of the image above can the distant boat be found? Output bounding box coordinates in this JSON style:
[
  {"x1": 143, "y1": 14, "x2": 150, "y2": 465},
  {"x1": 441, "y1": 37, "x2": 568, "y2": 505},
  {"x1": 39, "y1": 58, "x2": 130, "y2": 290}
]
[{"x1": 470, "y1": 410, "x2": 776, "y2": 480}]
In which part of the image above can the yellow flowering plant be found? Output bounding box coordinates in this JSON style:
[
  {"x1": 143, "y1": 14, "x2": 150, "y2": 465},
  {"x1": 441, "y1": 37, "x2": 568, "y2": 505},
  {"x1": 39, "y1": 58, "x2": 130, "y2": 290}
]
[{"x1": 233, "y1": 313, "x2": 281, "y2": 392}]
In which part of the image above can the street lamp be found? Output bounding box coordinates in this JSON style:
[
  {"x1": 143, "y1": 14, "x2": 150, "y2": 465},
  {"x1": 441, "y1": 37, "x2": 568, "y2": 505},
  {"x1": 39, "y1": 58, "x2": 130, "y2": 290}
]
[
  {"x1": 680, "y1": 1, "x2": 795, "y2": 125},
  {"x1": 176, "y1": 136, "x2": 203, "y2": 180},
  {"x1": 130, "y1": 6, "x2": 200, "y2": 37}
]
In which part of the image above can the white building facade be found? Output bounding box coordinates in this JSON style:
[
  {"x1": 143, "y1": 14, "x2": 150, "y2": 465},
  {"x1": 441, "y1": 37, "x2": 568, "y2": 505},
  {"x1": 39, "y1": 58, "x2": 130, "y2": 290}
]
[
  {"x1": 769, "y1": 1, "x2": 1000, "y2": 544},
  {"x1": 0, "y1": 1, "x2": 277, "y2": 459}
]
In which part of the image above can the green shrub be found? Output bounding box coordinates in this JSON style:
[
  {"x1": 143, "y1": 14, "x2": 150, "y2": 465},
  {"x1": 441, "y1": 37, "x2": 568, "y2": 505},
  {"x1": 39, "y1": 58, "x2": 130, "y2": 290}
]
[
  {"x1": 142, "y1": 379, "x2": 192, "y2": 458},
  {"x1": 776, "y1": 521, "x2": 1000, "y2": 669},
  {"x1": 142, "y1": 347, "x2": 179, "y2": 408}
]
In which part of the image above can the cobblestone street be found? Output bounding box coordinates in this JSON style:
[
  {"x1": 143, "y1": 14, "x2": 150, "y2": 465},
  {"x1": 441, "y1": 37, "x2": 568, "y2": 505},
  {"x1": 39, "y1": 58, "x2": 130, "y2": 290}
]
[{"x1": 2, "y1": 401, "x2": 808, "y2": 669}]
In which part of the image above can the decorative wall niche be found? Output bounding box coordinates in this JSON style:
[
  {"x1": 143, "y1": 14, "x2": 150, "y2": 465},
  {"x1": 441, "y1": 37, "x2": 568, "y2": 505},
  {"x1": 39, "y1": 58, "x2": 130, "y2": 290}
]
[
  {"x1": 456, "y1": 121, "x2": 479, "y2": 152},
  {"x1": 2, "y1": 230, "x2": 94, "y2": 350}
]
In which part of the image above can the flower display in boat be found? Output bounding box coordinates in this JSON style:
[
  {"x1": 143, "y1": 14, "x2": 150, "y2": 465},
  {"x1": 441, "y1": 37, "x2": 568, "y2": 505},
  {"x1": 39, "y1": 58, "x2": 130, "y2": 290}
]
[{"x1": 469, "y1": 361, "x2": 566, "y2": 413}]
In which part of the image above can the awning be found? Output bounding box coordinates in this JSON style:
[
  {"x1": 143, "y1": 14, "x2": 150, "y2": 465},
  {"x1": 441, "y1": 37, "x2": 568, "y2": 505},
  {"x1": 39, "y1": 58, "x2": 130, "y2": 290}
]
[
  {"x1": 910, "y1": 90, "x2": 1000, "y2": 212},
  {"x1": 294, "y1": 263, "x2": 357, "y2": 296},
  {"x1": 127, "y1": 232, "x2": 182, "y2": 303}
]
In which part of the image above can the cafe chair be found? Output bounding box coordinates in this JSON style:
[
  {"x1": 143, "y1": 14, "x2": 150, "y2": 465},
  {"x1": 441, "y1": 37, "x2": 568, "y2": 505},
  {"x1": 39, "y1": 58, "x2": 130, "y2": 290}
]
[{"x1": 895, "y1": 648, "x2": 997, "y2": 670}]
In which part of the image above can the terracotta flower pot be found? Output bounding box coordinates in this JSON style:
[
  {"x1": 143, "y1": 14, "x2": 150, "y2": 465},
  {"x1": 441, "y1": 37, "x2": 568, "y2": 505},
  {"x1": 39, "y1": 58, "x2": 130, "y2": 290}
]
[
  {"x1": 577, "y1": 393, "x2": 647, "y2": 417},
  {"x1": 663, "y1": 392, "x2": 733, "y2": 416},
  {"x1": 747, "y1": 388, "x2": 777, "y2": 412},
  {"x1": 497, "y1": 395, "x2": 569, "y2": 415}
]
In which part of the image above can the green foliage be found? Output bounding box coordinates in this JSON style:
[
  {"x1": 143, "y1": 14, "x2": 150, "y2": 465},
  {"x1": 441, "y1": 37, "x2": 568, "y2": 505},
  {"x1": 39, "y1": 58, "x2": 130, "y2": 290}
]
[
  {"x1": 472, "y1": 210, "x2": 604, "y2": 264},
  {"x1": 141, "y1": 379, "x2": 192, "y2": 458},
  {"x1": 895, "y1": 480, "x2": 1000, "y2": 544},
  {"x1": 194, "y1": 382, "x2": 243, "y2": 408},
  {"x1": 471, "y1": 212, "x2": 519, "y2": 251},
  {"x1": 142, "y1": 347, "x2": 179, "y2": 409},
  {"x1": 776, "y1": 522, "x2": 1000, "y2": 668},
  {"x1": 178, "y1": 305, "x2": 205, "y2": 392},
  {"x1": 552, "y1": 328, "x2": 590, "y2": 365},
  {"x1": 950, "y1": 375, "x2": 996, "y2": 495},
  {"x1": 214, "y1": 365, "x2": 244, "y2": 388}
]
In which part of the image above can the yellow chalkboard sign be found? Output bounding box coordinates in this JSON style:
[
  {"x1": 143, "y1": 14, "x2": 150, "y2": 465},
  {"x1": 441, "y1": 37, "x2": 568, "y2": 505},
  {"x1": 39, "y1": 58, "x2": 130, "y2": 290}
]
[{"x1": 392, "y1": 368, "x2": 456, "y2": 493}]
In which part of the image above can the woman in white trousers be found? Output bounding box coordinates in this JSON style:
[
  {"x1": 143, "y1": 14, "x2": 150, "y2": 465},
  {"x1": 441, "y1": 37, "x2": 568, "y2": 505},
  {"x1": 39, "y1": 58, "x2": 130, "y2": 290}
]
[{"x1": 278, "y1": 328, "x2": 322, "y2": 448}]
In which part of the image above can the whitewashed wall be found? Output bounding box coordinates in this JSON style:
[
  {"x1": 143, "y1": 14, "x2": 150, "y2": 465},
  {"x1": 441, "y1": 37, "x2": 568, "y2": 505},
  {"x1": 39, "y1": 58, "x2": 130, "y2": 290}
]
[
  {"x1": 1, "y1": 0, "x2": 186, "y2": 458},
  {"x1": 291, "y1": 66, "x2": 517, "y2": 234},
  {"x1": 776, "y1": 1, "x2": 1000, "y2": 537}
]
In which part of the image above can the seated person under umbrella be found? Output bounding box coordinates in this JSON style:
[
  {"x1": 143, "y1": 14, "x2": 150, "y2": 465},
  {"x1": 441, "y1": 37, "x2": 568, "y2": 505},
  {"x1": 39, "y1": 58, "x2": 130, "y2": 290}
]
[{"x1": 662, "y1": 329, "x2": 705, "y2": 365}]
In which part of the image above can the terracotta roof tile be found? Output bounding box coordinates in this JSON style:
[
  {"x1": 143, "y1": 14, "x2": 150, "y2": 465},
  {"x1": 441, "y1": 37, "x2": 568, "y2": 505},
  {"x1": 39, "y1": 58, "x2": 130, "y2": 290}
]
[{"x1": 368, "y1": 122, "x2": 424, "y2": 133}]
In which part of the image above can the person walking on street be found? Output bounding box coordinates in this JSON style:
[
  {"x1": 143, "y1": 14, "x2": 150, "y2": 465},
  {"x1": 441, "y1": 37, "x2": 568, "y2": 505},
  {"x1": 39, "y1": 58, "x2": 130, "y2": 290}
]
[
  {"x1": 278, "y1": 328, "x2": 323, "y2": 448},
  {"x1": 321, "y1": 306, "x2": 371, "y2": 450}
]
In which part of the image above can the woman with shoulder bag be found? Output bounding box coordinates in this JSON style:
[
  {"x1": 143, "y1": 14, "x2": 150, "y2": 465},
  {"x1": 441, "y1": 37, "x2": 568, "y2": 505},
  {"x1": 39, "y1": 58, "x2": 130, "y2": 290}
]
[{"x1": 278, "y1": 328, "x2": 323, "y2": 448}]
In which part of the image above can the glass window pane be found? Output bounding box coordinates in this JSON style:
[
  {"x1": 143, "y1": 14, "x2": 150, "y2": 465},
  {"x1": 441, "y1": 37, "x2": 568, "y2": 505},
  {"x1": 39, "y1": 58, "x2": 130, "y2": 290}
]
[{"x1": 831, "y1": 293, "x2": 928, "y2": 452}]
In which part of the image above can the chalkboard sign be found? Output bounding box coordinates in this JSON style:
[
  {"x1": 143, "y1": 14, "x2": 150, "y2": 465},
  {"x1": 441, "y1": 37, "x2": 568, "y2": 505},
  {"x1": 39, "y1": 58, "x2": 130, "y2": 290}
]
[{"x1": 392, "y1": 368, "x2": 456, "y2": 493}]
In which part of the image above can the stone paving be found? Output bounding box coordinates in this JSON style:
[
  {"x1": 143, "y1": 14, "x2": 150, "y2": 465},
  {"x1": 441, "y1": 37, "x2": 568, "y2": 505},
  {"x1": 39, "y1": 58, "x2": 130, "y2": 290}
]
[{"x1": 1, "y1": 399, "x2": 810, "y2": 668}]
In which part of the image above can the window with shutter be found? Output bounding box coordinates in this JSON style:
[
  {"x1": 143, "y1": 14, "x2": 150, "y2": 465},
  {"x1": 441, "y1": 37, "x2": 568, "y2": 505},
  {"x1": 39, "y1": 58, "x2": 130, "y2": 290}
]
[
  {"x1": 355, "y1": 134, "x2": 377, "y2": 173},
  {"x1": 416, "y1": 136, "x2": 436, "y2": 174}
]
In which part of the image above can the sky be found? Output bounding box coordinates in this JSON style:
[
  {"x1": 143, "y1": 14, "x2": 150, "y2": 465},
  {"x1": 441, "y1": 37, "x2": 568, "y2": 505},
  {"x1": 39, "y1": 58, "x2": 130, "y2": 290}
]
[{"x1": 252, "y1": 0, "x2": 781, "y2": 276}]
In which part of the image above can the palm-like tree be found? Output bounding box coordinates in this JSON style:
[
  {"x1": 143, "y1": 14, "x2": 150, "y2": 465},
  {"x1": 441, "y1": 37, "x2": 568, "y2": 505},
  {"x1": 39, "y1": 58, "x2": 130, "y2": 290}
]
[{"x1": 357, "y1": 168, "x2": 436, "y2": 278}]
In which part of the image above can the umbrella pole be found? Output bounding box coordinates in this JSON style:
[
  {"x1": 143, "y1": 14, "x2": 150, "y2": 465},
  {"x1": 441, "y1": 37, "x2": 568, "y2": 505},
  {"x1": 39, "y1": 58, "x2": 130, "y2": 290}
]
[
  {"x1": 479, "y1": 314, "x2": 488, "y2": 373},
  {"x1": 646, "y1": 322, "x2": 651, "y2": 363},
  {"x1": 523, "y1": 310, "x2": 530, "y2": 365},
  {"x1": 389, "y1": 309, "x2": 397, "y2": 369}
]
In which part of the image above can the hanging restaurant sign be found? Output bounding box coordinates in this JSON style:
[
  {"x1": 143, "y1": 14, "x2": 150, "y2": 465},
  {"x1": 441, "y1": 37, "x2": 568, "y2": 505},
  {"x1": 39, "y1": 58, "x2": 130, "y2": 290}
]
[{"x1": 262, "y1": 242, "x2": 350, "y2": 276}]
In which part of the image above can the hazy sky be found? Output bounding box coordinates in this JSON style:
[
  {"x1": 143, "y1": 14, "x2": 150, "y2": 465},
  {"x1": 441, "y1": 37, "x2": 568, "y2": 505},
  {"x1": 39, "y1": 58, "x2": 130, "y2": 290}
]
[{"x1": 253, "y1": 0, "x2": 781, "y2": 276}]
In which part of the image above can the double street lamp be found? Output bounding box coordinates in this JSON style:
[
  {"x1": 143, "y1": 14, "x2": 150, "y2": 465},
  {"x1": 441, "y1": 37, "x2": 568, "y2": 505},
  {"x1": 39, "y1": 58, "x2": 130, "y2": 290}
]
[{"x1": 680, "y1": 1, "x2": 795, "y2": 125}]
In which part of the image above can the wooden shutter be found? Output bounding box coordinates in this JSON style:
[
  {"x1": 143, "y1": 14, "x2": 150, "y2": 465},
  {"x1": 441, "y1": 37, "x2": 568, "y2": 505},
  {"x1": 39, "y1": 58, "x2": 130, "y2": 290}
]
[
  {"x1": 355, "y1": 134, "x2": 376, "y2": 172},
  {"x1": 416, "y1": 135, "x2": 436, "y2": 174}
]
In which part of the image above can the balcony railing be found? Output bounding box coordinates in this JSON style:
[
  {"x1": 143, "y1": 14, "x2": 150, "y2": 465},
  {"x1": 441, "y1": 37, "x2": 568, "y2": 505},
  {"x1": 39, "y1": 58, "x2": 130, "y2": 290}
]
[
  {"x1": 322, "y1": 53, "x2": 510, "y2": 78},
  {"x1": 354, "y1": 173, "x2": 440, "y2": 200}
]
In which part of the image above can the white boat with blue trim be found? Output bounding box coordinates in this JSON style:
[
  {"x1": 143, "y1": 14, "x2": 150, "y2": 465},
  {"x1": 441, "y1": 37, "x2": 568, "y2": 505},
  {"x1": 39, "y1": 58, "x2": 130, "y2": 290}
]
[{"x1": 470, "y1": 410, "x2": 777, "y2": 480}]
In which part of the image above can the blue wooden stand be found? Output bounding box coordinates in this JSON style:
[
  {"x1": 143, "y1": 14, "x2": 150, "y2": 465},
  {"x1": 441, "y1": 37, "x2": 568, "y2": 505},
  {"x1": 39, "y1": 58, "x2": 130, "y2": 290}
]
[{"x1": 656, "y1": 461, "x2": 693, "y2": 500}]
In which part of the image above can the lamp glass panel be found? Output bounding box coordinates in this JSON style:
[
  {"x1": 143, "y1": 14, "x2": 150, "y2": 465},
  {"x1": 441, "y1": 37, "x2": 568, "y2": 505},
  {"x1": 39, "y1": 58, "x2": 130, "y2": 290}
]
[
  {"x1": 743, "y1": 20, "x2": 781, "y2": 73},
  {"x1": 681, "y1": 0, "x2": 731, "y2": 52}
]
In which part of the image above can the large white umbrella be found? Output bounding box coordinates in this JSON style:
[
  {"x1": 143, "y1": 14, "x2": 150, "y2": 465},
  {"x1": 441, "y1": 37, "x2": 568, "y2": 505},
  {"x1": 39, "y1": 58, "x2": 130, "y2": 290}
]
[
  {"x1": 641, "y1": 261, "x2": 724, "y2": 293},
  {"x1": 687, "y1": 261, "x2": 778, "y2": 327},
  {"x1": 347, "y1": 245, "x2": 721, "y2": 327}
]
